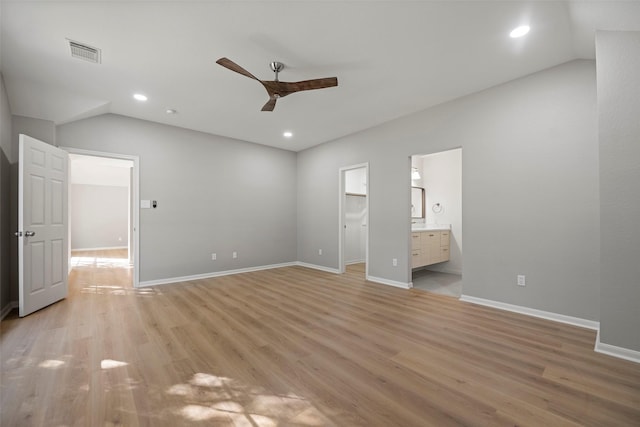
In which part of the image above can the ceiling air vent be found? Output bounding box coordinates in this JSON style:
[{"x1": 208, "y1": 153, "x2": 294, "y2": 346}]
[{"x1": 68, "y1": 40, "x2": 101, "y2": 64}]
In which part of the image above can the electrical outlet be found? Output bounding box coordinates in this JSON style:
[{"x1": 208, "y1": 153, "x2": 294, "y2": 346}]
[
  {"x1": 232, "y1": 251, "x2": 237, "y2": 259},
  {"x1": 211, "y1": 253, "x2": 216, "y2": 261},
  {"x1": 318, "y1": 249, "x2": 322, "y2": 255},
  {"x1": 517, "y1": 275, "x2": 526, "y2": 286},
  {"x1": 392, "y1": 258, "x2": 398, "y2": 267}
]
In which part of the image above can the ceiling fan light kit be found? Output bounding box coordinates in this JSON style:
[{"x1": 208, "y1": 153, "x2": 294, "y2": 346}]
[{"x1": 216, "y1": 57, "x2": 338, "y2": 112}]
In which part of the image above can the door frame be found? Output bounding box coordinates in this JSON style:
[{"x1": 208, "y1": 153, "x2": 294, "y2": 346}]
[
  {"x1": 409, "y1": 148, "x2": 464, "y2": 289},
  {"x1": 338, "y1": 163, "x2": 369, "y2": 276},
  {"x1": 62, "y1": 147, "x2": 140, "y2": 288}
]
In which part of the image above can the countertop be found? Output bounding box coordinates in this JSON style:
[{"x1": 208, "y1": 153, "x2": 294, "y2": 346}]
[{"x1": 411, "y1": 224, "x2": 451, "y2": 232}]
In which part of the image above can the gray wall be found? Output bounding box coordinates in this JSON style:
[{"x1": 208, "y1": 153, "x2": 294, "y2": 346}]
[
  {"x1": 597, "y1": 31, "x2": 640, "y2": 352},
  {"x1": 71, "y1": 184, "x2": 129, "y2": 250},
  {"x1": 57, "y1": 114, "x2": 297, "y2": 282},
  {"x1": 0, "y1": 74, "x2": 12, "y2": 315},
  {"x1": 298, "y1": 59, "x2": 600, "y2": 321},
  {"x1": 12, "y1": 115, "x2": 56, "y2": 151}
]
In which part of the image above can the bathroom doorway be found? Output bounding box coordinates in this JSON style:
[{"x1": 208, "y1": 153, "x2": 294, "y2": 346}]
[
  {"x1": 410, "y1": 148, "x2": 462, "y2": 297},
  {"x1": 339, "y1": 163, "x2": 369, "y2": 277},
  {"x1": 65, "y1": 148, "x2": 140, "y2": 288}
]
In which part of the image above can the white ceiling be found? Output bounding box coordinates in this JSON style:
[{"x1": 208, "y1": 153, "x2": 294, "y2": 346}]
[{"x1": 2, "y1": 1, "x2": 639, "y2": 152}]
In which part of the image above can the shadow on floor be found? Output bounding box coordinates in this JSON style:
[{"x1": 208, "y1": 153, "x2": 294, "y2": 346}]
[{"x1": 412, "y1": 269, "x2": 462, "y2": 297}]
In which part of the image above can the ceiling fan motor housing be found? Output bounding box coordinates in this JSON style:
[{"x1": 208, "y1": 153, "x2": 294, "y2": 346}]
[{"x1": 270, "y1": 61, "x2": 284, "y2": 80}]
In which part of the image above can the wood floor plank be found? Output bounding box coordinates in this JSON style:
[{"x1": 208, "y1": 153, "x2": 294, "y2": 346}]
[{"x1": 2, "y1": 257, "x2": 640, "y2": 426}]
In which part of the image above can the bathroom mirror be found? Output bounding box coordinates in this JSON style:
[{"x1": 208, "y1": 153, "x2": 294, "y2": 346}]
[{"x1": 411, "y1": 187, "x2": 425, "y2": 219}]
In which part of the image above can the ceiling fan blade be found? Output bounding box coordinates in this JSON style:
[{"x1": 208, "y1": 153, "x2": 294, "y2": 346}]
[
  {"x1": 216, "y1": 57, "x2": 258, "y2": 80},
  {"x1": 261, "y1": 97, "x2": 277, "y2": 112},
  {"x1": 285, "y1": 77, "x2": 338, "y2": 93},
  {"x1": 260, "y1": 77, "x2": 338, "y2": 99},
  {"x1": 217, "y1": 58, "x2": 337, "y2": 111}
]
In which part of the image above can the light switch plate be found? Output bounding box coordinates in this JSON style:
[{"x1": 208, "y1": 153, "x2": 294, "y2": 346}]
[{"x1": 141, "y1": 200, "x2": 151, "y2": 209}]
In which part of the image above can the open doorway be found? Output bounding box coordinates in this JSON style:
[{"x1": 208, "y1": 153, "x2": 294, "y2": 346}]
[
  {"x1": 339, "y1": 163, "x2": 369, "y2": 277},
  {"x1": 65, "y1": 149, "x2": 139, "y2": 288},
  {"x1": 410, "y1": 149, "x2": 462, "y2": 297}
]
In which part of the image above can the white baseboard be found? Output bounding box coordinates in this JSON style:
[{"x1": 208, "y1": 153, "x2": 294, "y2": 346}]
[
  {"x1": 295, "y1": 264, "x2": 412, "y2": 290},
  {"x1": 346, "y1": 260, "x2": 365, "y2": 265},
  {"x1": 459, "y1": 295, "x2": 599, "y2": 330},
  {"x1": 595, "y1": 329, "x2": 640, "y2": 364},
  {"x1": 0, "y1": 301, "x2": 18, "y2": 321},
  {"x1": 295, "y1": 262, "x2": 340, "y2": 274},
  {"x1": 140, "y1": 261, "x2": 346, "y2": 288},
  {"x1": 366, "y1": 275, "x2": 411, "y2": 289},
  {"x1": 139, "y1": 262, "x2": 297, "y2": 287},
  {"x1": 72, "y1": 246, "x2": 128, "y2": 252}
]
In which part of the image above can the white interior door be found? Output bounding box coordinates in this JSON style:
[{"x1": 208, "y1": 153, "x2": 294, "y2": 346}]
[{"x1": 18, "y1": 134, "x2": 68, "y2": 317}]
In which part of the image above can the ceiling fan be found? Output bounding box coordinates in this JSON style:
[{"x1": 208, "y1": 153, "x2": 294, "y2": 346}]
[{"x1": 216, "y1": 57, "x2": 338, "y2": 112}]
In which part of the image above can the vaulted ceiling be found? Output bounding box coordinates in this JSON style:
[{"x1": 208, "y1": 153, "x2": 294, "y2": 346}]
[{"x1": 2, "y1": 1, "x2": 639, "y2": 151}]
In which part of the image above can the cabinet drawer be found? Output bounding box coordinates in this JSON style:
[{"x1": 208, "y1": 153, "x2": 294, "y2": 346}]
[
  {"x1": 439, "y1": 247, "x2": 450, "y2": 262},
  {"x1": 440, "y1": 231, "x2": 450, "y2": 247},
  {"x1": 411, "y1": 233, "x2": 422, "y2": 250},
  {"x1": 425, "y1": 232, "x2": 440, "y2": 252},
  {"x1": 411, "y1": 250, "x2": 422, "y2": 268}
]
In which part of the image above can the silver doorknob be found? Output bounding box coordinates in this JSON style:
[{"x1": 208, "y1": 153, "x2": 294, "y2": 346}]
[
  {"x1": 24, "y1": 231, "x2": 36, "y2": 237},
  {"x1": 14, "y1": 231, "x2": 22, "y2": 237}
]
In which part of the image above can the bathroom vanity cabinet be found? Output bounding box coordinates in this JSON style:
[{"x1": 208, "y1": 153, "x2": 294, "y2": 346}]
[{"x1": 411, "y1": 229, "x2": 450, "y2": 268}]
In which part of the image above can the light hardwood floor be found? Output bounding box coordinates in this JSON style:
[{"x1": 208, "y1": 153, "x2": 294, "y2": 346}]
[
  {"x1": 70, "y1": 249, "x2": 132, "y2": 288},
  {"x1": 1, "y1": 257, "x2": 639, "y2": 426}
]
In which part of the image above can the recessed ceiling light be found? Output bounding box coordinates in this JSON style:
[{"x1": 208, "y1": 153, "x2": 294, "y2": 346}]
[
  {"x1": 133, "y1": 93, "x2": 148, "y2": 101},
  {"x1": 510, "y1": 25, "x2": 530, "y2": 38},
  {"x1": 166, "y1": 108, "x2": 177, "y2": 114},
  {"x1": 283, "y1": 131, "x2": 293, "y2": 138}
]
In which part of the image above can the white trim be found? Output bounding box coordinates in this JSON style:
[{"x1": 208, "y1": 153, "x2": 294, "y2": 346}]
[
  {"x1": 71, "y1": 246, "x2": 128, "y2": 252},
  {"x1": 345, "y1": 259, "x2": 365, "y2": 265},
  {"x1": 61, "y1": 147, "x2": 140, "y2": 288},
  {"x1": 459, "y1": 295, "x2": 600, "y2": 330},
  {"x1": 367, "y1": 275, "x2": 412, "y2": 289},
  {"x1": 595, "y1": 330, "x2": 640, "y2": 364},
  {"x1": 0, "y1": 301, "x2": 19, "y2": 321},
  {"x1": 139, "y1": 262, "x2": 298, "y2": 287},
  {"x1": 295, "y1": 262, "x2": 341, "y2": 274},
  {"x1": 459, "y1": 295, "x2": 640, "y2": 364}
]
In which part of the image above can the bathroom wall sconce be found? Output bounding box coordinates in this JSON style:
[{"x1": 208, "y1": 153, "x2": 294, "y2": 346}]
[{"x1": 411, "y1": 167, "x2": 421, "y2": 180}]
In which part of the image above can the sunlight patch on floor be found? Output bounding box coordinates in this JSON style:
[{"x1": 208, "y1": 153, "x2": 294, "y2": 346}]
[
  {"x1": 38, "y1": 359, "x2": 66, "y2": 369},
  {"x1": 80, "y1": 285, "x2": 160, "y2": 296},
  {"x1": 71, "y1": 256, "x2": 132, "y2": 268},
  {"x1": 101, "y1": 359, "x2": 128, "y2": 369},
  {"x1": 168, "y1": 373, "x2": 330, "y2": 426}
]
